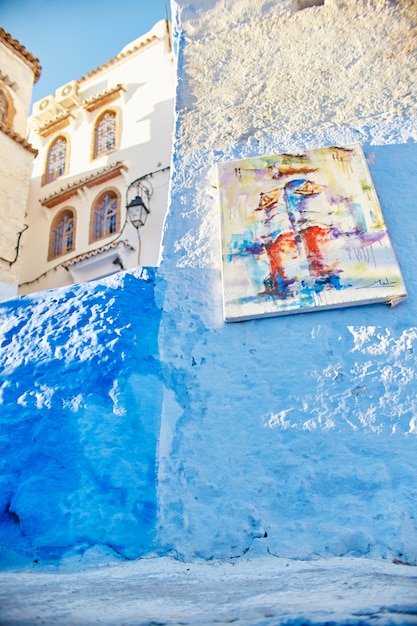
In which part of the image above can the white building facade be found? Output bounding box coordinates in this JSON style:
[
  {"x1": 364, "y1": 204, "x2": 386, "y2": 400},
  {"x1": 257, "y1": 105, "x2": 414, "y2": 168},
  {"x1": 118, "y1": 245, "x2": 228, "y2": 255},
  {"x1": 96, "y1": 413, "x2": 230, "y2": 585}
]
[
  {"x1": 19, "y1": 20, "x2": 174, "y2": 294},
  {"x1": 0, "y1": 28, "x2": 40, "y2": 301}
]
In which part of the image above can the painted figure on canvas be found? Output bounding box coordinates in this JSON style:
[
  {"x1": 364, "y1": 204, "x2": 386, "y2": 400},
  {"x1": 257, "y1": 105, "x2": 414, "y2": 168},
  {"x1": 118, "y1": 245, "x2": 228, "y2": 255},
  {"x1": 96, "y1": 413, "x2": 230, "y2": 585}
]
[{"x1": 218, "y1": 144, "x2": 406, "y2": 321}]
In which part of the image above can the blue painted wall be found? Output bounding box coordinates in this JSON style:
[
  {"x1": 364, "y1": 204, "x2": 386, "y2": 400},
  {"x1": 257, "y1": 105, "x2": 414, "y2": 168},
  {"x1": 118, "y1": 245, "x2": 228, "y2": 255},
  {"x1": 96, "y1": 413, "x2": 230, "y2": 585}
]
[
  {"x1": 155, "y1": 146, "x2": 417, "y2": 561},
  {"x1": 1, "y1": 0, "x2": 417, "y2": 568},
  {"x1": 0, "y1": 270, "x2": 163, "y2": 565},
  {"x1": 154, "y1": 0, "x2": 417, "y2": 563}
]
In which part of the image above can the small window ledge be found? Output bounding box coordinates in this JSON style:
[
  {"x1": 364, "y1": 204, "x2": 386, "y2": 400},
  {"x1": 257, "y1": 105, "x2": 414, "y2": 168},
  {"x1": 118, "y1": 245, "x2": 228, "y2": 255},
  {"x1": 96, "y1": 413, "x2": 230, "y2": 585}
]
[
  {"x1": 82, "y1": 84, "x2": 126, "y2": 113},
  {"x1": 36, "y1": 112, "x2": 74, "y2": 137},
  {"x1": 39, "y1": 161, "x2": 127, "y2": 208}
]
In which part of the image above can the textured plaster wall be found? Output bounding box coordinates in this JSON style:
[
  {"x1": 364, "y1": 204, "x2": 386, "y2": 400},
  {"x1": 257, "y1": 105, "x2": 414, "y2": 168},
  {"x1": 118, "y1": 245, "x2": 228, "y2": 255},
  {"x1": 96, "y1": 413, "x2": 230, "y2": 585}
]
[
  {"x1": 0, "y1": 43, "x2": 35, "y2": 137},
  {"x1": 0, "y1": 270, "x2": 162, "y2": 565},
  {"x1": 1, "y1": 0, "x2": 417, "y2": 568},
  {"x1": 155, "y1": 0, "x2": 417, "y2": 561},
  {"x1": 0, "y1": 135, "x2": 34, "y2": 301},
  {"x1": 0, "y1": 40, "x2": 37, "y2": 301}
]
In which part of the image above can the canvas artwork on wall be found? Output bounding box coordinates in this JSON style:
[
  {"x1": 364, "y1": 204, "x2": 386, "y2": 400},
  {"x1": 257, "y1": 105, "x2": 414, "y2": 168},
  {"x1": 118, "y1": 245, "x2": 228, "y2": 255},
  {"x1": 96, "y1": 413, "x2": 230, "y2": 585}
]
[{"x1": 217, "y1": 144, "x2": 407, "y2": 322}]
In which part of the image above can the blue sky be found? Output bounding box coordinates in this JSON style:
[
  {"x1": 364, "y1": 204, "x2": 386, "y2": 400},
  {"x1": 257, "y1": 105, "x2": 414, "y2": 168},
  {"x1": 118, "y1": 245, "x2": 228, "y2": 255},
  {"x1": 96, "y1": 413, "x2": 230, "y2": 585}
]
[{"x1": 1, "y1": 0, "x2": 171, "y2": 104}]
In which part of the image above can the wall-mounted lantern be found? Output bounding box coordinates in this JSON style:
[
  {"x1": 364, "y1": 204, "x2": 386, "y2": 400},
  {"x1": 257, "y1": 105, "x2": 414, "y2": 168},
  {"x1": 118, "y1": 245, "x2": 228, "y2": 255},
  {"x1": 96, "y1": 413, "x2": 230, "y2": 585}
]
[
  {"x1": 126, "y1": 176, "x2": 153, "y2": 230},
  {"x1": 125, "y1": 176, "x2": 153, "y2": 264}
]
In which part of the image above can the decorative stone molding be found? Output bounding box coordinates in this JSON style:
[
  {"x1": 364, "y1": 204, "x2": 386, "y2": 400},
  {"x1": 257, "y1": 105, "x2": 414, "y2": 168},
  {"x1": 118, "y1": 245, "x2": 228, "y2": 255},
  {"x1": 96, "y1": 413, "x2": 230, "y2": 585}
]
[
  {"x1": 40, "y1": 161, "x2": 127, "y2": 208},
  {"x1": 0, "y1": 121, "x2": 38, "y2": 155},
  {"x1": 0, "y1": 82, "x2": 16, "y2": 128},
  {"x1": 36, "y1": 111, "x2": 74, "y2": 137},
  {"x1": 63, "y1": 239, "x2": 134, "y2": 268},
  {"x1": 0, "y1": 71, "x2": 17, "y2": 92},
  {"x1": 82, "y1": 84, "x2": 126, "y2": 112}
]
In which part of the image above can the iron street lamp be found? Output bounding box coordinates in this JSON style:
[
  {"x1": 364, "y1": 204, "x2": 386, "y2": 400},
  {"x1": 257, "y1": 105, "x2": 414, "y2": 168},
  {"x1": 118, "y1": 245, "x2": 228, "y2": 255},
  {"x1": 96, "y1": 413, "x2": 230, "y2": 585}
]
[
  {"x1": 126, "y1": 177, "x2": 153, "y2": 229},
  {"x1": 126, "y1": 176, "x2": 153, "y2": 264},
  {"x1": 126, "y1": 194, "x2": 149, "y2": 229}
]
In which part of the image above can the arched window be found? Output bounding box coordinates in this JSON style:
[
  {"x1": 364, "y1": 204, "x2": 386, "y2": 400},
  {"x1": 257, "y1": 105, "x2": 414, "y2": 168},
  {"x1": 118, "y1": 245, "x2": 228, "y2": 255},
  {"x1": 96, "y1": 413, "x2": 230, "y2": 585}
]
[
  {"x1": 0, "y1": 85, "x2": 15, "y2": 128},
  {"x1": 0, "y1": 90, "x2": 8, "y2": 125},
  {"x1": 93, "y1": 110, "x2": 117, "y2": 159},
  {"x1": 45, "y1": 136, "x2": 67, "y2": 184},
  {"x1": 90, "y1": 189, "x2": 120, "y2": 243},
  {"x1": 48, "y1": 208, "x2": 75, "y2": 260}
]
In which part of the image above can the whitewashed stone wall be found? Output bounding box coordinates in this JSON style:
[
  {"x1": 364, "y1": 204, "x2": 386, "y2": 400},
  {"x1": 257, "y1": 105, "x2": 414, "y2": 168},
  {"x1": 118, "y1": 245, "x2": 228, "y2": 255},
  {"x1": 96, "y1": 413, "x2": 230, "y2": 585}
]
[
  {"x1": 0, "y1": 34, "x2": 38, "y2": 301},
  {"x1": 0, "y1": 138, "x2": 34, "y2": 300},
  {"x1": 156, "y1": 0, "x2": 417, "y2": 560}
]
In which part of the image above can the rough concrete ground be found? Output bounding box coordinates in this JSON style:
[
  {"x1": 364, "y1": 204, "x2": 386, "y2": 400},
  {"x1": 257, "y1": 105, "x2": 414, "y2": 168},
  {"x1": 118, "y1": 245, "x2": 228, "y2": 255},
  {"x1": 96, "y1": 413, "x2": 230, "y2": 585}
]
[{"x1": 0, "y1": 555, "x2": 416, "y2": 625}]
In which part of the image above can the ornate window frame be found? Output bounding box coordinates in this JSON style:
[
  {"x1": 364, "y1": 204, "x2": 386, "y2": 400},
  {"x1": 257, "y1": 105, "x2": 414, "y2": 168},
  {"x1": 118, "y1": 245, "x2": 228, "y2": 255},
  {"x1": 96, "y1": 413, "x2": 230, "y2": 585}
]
[
  {"x1": 89, "y1": 187, "x2": 121, "y2": 244},
  {"x1": 48, "y1": 207, "x2": 76, "y2": 261},
  {"x1": 43, "y1": 134, "x2": 69, "y2": 185},
  {"x1": 0, "y1": 82, "x2": 15, "y2": 128},
  {"x1": 91, "y1": 108, "x2": 120, "y2": 161}
]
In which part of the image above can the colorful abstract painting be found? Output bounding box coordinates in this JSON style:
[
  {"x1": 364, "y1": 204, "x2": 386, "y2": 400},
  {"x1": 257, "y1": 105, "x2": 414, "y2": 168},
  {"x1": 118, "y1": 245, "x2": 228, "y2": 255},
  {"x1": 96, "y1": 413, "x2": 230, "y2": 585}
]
[{"x1": 218, "y1": 144, "x2": 406, "y2": 321}]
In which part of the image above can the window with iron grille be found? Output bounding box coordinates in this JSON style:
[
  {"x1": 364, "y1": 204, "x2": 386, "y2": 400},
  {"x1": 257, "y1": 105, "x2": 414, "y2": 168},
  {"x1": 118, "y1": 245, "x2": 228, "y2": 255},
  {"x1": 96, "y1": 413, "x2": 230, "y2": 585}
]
[
  {"x1": 90, "y1": 190, "x2": 120, "y2": 242},
  {"x1": 49, "y1": 209, "x2": 75, "y2": 260},
  {"x1": 46, "y1": 137, "x2": 67, "y2": 184},
  {"x1": 93, "y1": 111, "x2": 116, "y2": 159}
]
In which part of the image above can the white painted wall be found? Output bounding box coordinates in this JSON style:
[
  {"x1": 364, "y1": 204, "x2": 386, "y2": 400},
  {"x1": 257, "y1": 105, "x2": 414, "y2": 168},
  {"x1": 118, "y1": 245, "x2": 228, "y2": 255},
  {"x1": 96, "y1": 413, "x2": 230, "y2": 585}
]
[
  {"x1": 0, "y1": 42, "x2": 36, "y2": 136},
  {"x1": 0, "y1": 137, "x2": 34, "y2": 300},
  {"x1": 0, "y1": 36, "x2": 38, "y2": 301}
]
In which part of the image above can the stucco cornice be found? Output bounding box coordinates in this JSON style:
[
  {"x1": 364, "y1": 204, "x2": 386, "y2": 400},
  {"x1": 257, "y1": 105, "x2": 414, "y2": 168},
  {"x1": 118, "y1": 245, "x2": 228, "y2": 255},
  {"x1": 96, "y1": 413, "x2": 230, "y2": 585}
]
[
  {"x1": 0, "y1": 122, "x2": 38, "y2": 155},
  {"x1": 63, "y1": 240, "x2": 134, "y2": 267},
  {"x1": 82, "y1": 84, "x2": 126, "y2": 112},
  {"x1": 40, "y1": 161, "x2": 127, "y2": 208},
  {"x1": 0, "y1": 28, "x2": 42, "y2": 83},
  {"x1": 36, "y1": 111, "x2": 74, "y2": 137}
]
